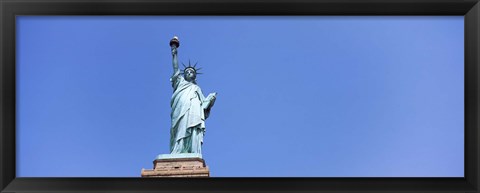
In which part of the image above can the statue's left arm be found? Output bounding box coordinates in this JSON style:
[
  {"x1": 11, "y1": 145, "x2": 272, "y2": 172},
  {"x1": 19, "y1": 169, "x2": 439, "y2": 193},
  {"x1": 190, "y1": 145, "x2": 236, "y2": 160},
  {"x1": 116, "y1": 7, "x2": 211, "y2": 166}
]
[{"x1": 200, "y1": 92, "x2": 217, "y2": 119}]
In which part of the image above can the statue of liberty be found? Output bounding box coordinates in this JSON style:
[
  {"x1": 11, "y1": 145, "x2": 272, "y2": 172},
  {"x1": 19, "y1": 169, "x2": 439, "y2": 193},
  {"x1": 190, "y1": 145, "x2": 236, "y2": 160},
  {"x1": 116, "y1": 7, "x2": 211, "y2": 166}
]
[
  {"x1": 140, "y1": 36, "x2": 215, "y2": 177},
  {"x1": 168, "y1": 36, "x2": 217, "y2": 155}
]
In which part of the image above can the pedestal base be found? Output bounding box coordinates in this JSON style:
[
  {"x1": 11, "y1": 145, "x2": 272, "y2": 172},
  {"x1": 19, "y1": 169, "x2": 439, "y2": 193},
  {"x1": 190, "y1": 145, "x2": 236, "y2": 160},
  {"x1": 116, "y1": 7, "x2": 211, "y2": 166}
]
[{"x1": 141, "y1": 154, "x2": 210, "y2": 177}]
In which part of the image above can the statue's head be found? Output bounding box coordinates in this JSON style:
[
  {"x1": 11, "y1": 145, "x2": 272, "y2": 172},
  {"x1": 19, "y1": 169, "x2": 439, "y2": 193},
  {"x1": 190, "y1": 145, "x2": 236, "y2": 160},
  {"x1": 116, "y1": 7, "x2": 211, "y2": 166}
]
[
  {"x1": 181, "y1": 60, "x2": 202, "y2": 83},
  {"x1": 184, "y1": 67, "x2": 197, "y2": 82}
]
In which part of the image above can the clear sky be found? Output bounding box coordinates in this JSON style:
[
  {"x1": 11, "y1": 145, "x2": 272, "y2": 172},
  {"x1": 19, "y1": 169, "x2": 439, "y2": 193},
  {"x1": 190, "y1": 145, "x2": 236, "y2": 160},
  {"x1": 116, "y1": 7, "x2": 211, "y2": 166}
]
[{"x1": 16, "y1": 16, "x2": 464, "y2": 177}]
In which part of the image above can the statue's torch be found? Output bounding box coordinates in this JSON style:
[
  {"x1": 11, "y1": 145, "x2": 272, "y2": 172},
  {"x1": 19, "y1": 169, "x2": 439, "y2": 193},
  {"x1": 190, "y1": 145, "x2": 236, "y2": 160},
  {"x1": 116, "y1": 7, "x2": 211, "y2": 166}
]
[{"x1": 170, "y1": 36, "x2": 180, "y2": 49}]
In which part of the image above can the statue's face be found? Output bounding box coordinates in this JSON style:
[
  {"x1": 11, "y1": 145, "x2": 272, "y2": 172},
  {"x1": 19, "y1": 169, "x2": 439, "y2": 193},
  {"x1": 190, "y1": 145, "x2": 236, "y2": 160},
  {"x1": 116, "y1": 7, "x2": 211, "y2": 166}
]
[{"x1": 184, "y1": 68, "x2": 196, "y2": 82}]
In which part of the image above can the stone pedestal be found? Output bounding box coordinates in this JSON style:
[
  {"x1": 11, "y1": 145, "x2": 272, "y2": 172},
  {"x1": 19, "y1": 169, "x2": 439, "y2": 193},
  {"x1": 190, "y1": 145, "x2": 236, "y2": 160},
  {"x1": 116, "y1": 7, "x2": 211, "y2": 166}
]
[{"x1": 141, "y1": 154, "x2": 210, "y2": 177}]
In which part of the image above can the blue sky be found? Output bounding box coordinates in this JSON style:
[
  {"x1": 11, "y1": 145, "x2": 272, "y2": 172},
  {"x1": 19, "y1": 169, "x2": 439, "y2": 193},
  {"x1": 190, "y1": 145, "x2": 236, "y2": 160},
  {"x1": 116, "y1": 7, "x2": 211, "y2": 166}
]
[{"x1": 16, "y1": 16, "x2": 464, "y2": 177}]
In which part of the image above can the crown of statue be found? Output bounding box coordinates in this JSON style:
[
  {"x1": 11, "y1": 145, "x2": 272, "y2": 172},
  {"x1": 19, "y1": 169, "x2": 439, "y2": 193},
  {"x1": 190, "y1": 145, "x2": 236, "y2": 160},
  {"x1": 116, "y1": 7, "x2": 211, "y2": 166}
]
[{"x1": 180, "y1": 60, "x2": 202, "y2": 75}]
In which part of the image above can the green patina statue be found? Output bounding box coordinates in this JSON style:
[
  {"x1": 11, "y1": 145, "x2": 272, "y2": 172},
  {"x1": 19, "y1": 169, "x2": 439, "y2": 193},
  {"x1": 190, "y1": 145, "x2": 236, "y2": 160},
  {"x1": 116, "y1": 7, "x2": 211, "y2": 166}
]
[{"x1": 168, "y1": 36, "x2": 217, "y2": 155}]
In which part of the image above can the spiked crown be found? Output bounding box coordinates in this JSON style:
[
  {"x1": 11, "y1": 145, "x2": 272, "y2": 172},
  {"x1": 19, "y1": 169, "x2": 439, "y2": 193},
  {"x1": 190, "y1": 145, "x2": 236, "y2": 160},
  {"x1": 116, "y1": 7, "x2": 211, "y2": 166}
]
[{"x1": 180, "y1": 60, "x2": 202, "y2": 75}]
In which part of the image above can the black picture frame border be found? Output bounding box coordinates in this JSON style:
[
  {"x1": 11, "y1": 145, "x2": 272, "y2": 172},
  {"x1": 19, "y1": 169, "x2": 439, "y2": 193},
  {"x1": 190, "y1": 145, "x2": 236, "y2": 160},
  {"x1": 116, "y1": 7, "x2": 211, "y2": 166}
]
[{"x1": 1, "y1": 0, "x2": 479, "y2": 192}]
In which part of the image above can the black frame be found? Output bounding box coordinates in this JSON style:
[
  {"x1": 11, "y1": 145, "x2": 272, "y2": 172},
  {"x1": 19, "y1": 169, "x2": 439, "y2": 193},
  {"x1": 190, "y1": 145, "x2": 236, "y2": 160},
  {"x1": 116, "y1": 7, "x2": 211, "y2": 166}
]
[{"x1": 1, "y1": 0, "x2": 479, "y2": 192}]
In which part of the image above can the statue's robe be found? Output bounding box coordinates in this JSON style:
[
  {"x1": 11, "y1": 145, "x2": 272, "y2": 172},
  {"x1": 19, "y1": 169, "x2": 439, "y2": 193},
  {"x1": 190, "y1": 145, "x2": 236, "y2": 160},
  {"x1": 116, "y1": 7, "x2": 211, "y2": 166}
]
[{"x1": 169, "y1": 71, "x2": 208, "y2": 154}]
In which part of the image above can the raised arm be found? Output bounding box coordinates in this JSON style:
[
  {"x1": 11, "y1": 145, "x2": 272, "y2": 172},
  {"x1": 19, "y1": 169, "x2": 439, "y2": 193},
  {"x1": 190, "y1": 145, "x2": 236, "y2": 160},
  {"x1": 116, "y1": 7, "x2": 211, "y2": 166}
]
[
  {"x1": 172, "y1": 47, "x2": 179, "y2": 74},
  {"x1": 170, "y1": 36, "x2": 180, "y2": 75}
]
